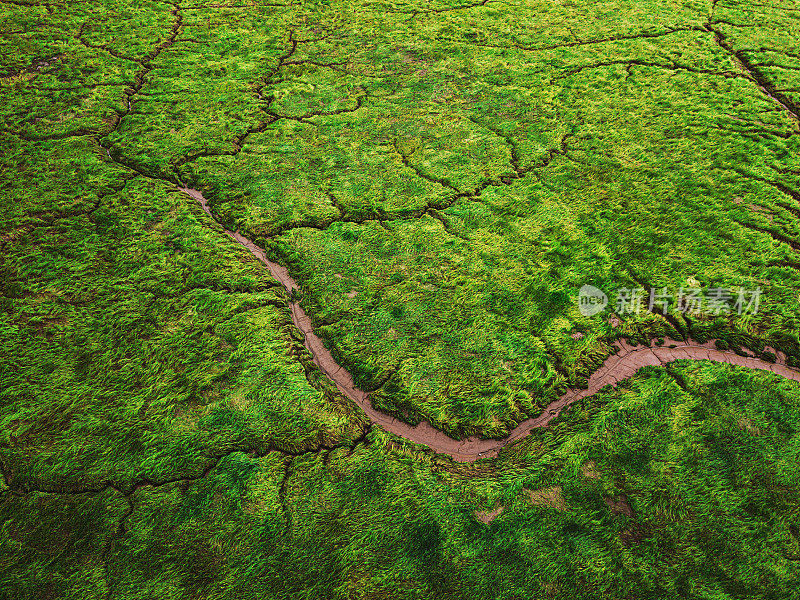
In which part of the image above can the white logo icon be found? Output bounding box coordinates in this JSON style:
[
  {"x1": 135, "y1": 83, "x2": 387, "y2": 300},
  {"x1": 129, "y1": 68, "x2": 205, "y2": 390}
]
[{"x1": 578, "y1": 285, "x2": 608, "y2": 316}]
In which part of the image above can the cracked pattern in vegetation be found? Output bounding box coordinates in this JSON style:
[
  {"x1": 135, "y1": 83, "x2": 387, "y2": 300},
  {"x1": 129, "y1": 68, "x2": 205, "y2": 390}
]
[
  {"x1": 4, "y1": 0, "x2": 800, "y2": 444},
  {"x1": 2, "y1": 1, "x2": 800, "y2": 596}
]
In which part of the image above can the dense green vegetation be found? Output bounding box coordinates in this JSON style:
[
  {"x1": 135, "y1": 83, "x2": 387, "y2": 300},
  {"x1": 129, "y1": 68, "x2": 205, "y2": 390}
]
[
  {"x1": 2, "y1": 0, "x2": 800, "y2": 597},
  {"x1": 4, "y1": 0, "x2": 800, "y2": 435},
  {"x1": 3, "y1": 359, "x2": 800, "y2": 598}
]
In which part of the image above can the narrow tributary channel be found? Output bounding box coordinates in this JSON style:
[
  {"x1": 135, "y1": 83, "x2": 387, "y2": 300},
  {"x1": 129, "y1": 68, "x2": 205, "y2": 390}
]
[{"x1": 183, "y1": 187, "x2": 800, "y2": 462}]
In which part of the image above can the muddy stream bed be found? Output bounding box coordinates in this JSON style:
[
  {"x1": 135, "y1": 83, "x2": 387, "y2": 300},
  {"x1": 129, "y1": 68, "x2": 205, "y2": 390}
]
[{"x1": 182, "y1": 188, "x2": 800, "y2": 462}]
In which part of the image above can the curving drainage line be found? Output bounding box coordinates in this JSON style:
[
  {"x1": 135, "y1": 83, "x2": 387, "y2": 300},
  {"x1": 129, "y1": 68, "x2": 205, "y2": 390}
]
[{"x1": 182, "y1": 188, "x2": 800, "y2": 462}]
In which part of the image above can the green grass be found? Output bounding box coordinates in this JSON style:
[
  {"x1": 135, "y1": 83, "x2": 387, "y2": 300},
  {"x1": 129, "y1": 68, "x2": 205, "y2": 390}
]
[
  {"x1": 2, "y1": 0, "x2": 800, "y2": 597},
  {"x1": 174, "y1": 0, "x2": 800, "y2": 435},
  {"x1": 4, "y1": 360, "x2": 799, "y2": 599}
]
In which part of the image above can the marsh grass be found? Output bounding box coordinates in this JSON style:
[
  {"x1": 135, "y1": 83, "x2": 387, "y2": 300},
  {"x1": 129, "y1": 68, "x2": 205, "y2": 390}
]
[{"x1": 2, "y1": 0, "x2": 800, "y2": 597}]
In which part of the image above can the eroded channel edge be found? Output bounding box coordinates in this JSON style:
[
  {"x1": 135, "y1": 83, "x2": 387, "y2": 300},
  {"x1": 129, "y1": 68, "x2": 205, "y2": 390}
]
[{"x1": 182, "y1": 187, "x2": 800, "y2": 463}]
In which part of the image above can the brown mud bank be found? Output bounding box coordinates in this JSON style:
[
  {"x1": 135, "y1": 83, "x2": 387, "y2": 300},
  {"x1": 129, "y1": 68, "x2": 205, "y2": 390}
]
[{"x1": 182, "y1": 188, "x2": 800, "y2": 462}]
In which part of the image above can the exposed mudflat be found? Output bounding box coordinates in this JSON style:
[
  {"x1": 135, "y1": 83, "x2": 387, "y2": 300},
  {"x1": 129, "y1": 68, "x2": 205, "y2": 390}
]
[{"x1": 183, "y1": 187, "x2": 800, "y2": 462}]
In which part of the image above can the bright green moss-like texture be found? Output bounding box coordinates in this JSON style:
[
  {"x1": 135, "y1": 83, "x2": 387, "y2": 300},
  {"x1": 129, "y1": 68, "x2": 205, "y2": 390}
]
[{"x1": 2, "y1": 0, "x2": 800, "y2": 597}]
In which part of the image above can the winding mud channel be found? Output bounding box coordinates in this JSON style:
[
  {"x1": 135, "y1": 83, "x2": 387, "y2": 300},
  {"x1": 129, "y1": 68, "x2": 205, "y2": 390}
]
[{"x1": 182, "y1": 187, "x2": 800, "y2": 462}]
